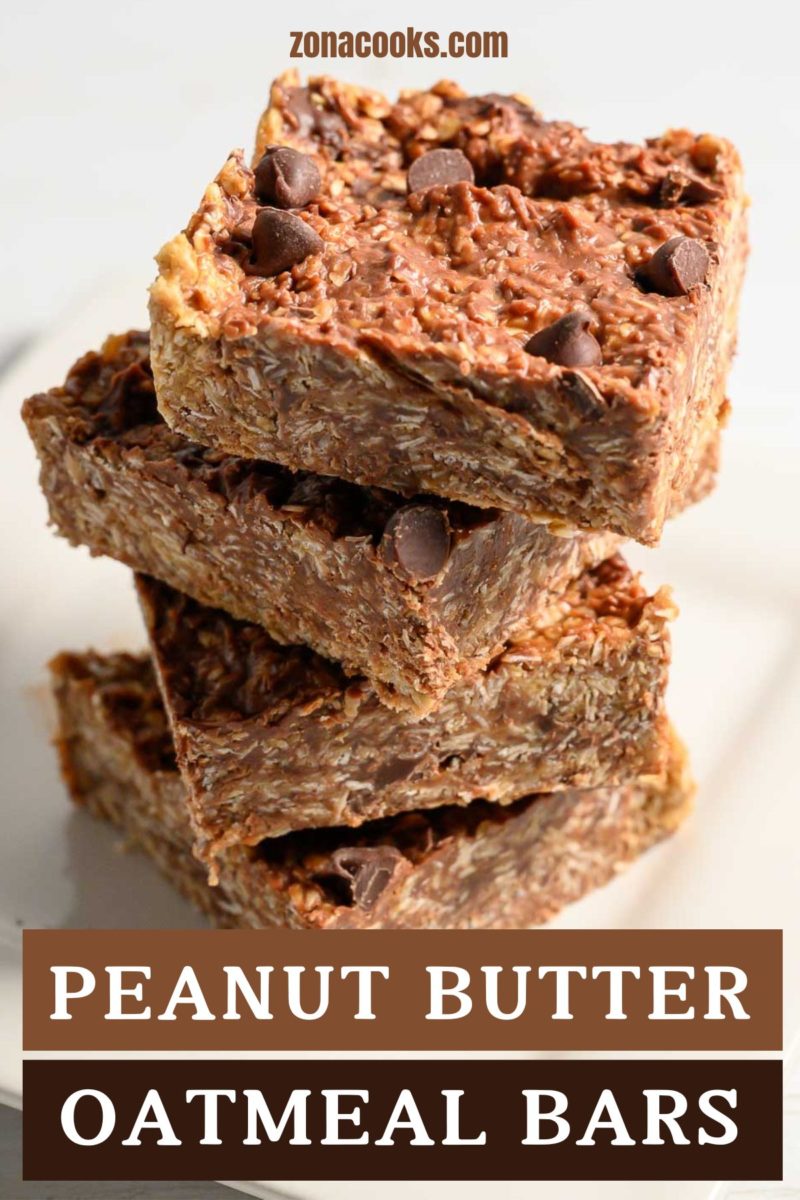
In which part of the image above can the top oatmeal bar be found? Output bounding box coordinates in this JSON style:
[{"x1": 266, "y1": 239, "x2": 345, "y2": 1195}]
[{"x1": 150, "y1": 71, "x2": 746, "y2": 543}]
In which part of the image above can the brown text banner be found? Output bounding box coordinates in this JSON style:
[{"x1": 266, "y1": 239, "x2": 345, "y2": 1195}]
[
  {"x1": 23, "y1": 1058, "x2": 782, "y2": 1181},
  {"x1": 24, "y1": 929, "x2": 782, "y2": 1051}
]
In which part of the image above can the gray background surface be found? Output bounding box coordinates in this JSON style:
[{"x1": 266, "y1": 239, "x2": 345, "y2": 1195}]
[{"x1": 0, "y1": 1103, "x2": 232, "y2": 1199}]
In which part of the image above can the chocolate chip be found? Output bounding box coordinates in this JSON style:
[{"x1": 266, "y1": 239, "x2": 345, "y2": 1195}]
[
  {"x1": 282, "y1": 475, "x2": 359, "y2": 536},
  {"x1": 380, "y1": 505, "x2": 451, "y2": 582},
  {"x1": 524, "y1": 312, "x2": 603, "y2": 368},
  {"x1": 681, "y1": 178, "x2": 721, "y2": 206},
  {"x1": 286, "y1": 87, "x2": 346, "y2": 154},
  {"x1": 286, "y1": 88, "x2": 316, "y2": 135},
  {"x1": 374, "y1": 755, "x2": 421, "y2": 789},
  {"x1": 636, "y1": 236, "x2": 710, "y2": 296},
  {"x1": 319, "y1": 847, "x2": 405, "y2": 909},
  {"x1": 315, "y1": 111, "x2": 347, "y2": 153},
  {"x1": 407, "y1": 148, "x2": 475, "y2": 194},
  {"x1": 477, "y1": 92, "x2": 536, "y2": 118},
  {"x1": 100, "y1": 362, "x2": 158, "y2": 432},
  {"x1": 250, "y1": 209, "x2": 323, "y2": 276},
  {"x1": 657, "y1": 170, "x2": 721, "y2": 208},
  {"x1": 559, "y1": 370, "x2": 606, "y2": 419},
  {"x1": 254, "y1": 146, "x2": 321, "y2": 209}
]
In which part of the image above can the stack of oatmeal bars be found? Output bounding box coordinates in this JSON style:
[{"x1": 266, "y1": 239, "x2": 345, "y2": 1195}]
[{"x1": 23, "y1": 72, "x2": 747, "y2": 929}]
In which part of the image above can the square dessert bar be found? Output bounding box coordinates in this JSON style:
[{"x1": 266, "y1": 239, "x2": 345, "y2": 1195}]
[
  {"x1": 150, "y1": 71, "x2": 746, "y2": 543},
  {"x1": 22, "y1": 331, "x2": 617, "y2": 716},
  {"x1": 51, "y1": 651, "x2": 692, "y2": 930},
  {"x1": 136, "y1": 557, "x2": 674, "y2": 861}
]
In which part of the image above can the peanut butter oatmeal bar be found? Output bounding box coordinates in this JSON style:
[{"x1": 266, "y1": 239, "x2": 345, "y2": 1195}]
[
  {"x1": 22, "y1": 331, "x2": 617, "y2": 716},
  {"x1": 135, "y1": 558, "x2": 674, "y2": 861},
  {"x1": 50, "y1": 650, "x2": 692, "y2": 929},
  {"x1": 150, "y1": 71, "x2": 746, "y2": 543}
]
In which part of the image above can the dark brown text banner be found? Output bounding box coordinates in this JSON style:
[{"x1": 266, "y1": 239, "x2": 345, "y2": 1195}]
[{"x1": 23, "y1": 1058, "x2": 782, "y2": 1181}]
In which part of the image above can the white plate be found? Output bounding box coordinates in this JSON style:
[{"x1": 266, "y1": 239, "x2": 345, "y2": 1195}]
[{"x1": 0, "y1": 279, "x2": 798, "y2": 1199}]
